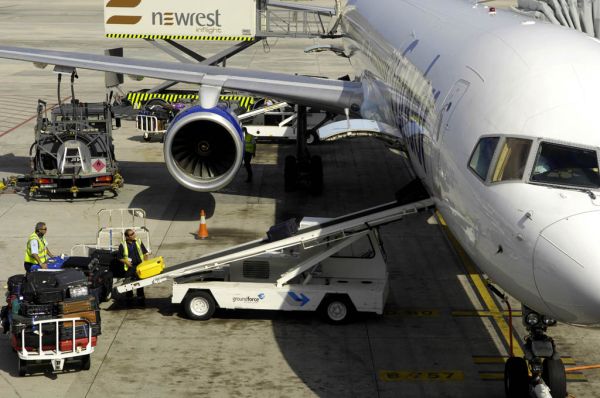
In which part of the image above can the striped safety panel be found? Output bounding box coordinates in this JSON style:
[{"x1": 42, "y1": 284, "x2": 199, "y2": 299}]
[
  {"x1": 126, "y1": 92, "x2": 255, "y2": 110},
  {"x1": 105, "y1": 34, "x2": 254, "y2": 41}
]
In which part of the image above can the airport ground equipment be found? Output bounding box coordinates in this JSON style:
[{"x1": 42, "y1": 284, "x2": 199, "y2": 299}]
[
  {"x1": 5, "y1": 73, "x2": 122, "y2": 198},
  {"x1": 13, "y1": 318, "x2": 96, "y2": 376},
  {"x1": 2, "y1": 271, "x2": 101, "y2": 376},
  {"x1": 114, "y1": 198, "x2": 434, "y2": 322}
]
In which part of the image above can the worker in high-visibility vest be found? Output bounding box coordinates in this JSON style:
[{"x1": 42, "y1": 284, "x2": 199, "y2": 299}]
[
  {"x1": 23, "y1": 222, "x2": 55, "y2": 272},
  {"x1": 118, "y1": 228, "x2": 149, "y2": 304},
  {"x1": 243, "y1": 127, "x2": 256, "y2": 183}
]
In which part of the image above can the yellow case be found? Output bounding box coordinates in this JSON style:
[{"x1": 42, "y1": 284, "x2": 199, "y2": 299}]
[{"x1": 136, "y1": 256, "x2": 165, "y2": 279}]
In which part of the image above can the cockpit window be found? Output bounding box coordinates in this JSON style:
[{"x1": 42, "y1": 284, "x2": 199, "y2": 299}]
[
  {"x1": 491, "y1": 138, "x2": 532, "y2": 182},
  {"x1": 469, "y1": 137, "x2": 499, "y2": 180},
  {"x1": 531, "y1": 142, "x2": 600, "y2": 188}
]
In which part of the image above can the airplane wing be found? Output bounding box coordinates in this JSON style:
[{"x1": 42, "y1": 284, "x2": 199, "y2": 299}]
[{"x1": 0, "y1": 46, "x2": 363, "y2": 113}]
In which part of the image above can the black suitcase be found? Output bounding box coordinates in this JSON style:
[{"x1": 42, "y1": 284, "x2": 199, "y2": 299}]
[
  {"x1": 55, "y1": 269, "x2": 88, "y2": 289},
  {"x1": 20, "y1": 302, "x2": 56, "y2": 317},
  {"x1": 91, "y1": 248, "x2": 126, "y2": 278},
  {"x1": 62, "y1": 256, "x2": 97, "y2": 271},
  {"x1": 23, "y1": 272, "x2": 58, "y2": 302},
  {"x1": 35, "y1": 288, "x2": 64, "y2": 304},
  {"x1": 7, "y1": 274, "x2": 26, "y2": 295},
  {"x1": 59, "y1": 323, "x2": 101, "y2": 340},
  {"x1": 267, "y1": 218, "x2": 299, "y2": 242}
]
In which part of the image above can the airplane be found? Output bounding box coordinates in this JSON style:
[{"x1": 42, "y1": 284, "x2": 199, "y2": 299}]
[{"x1": 0, "y1": 0, "x2": 599, "y2": 396}]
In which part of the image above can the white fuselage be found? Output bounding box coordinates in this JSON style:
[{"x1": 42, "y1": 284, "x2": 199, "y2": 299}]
[{"x1": 343, "y1": 0, "x2": 600, "y2": 325}]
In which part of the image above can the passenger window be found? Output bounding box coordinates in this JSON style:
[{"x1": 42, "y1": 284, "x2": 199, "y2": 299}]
[
  {"x1": 531, "y1": 142, "x2": 600, "y2": 188},
  {"x1": 491, "y1": 138, "x2": 532, "y2": 182},
  {"x1": 468, "y1": 137, "x2": 499, "y2": 180}
]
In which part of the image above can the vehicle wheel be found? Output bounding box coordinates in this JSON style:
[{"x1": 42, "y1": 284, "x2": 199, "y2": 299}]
[
  {"x1": 320, "y1": 296, "x2": 355, "y2": 324},
  {"x1": 183, "y1": 291, "x2": 216, "y2": 321},
  {"x1": 145, "y1": 98, "x2": 169, "y2": 108},
  {"x1": 143, "y1": 132, "x2": 151, "y2": 142},
  {"x1": 81, "y1": 354, "x2": 91, "y2": 371},
  {"x1": 504, "y1": 356, "x2": 529, "y2": 398},
  {"x1": 17, "y1": 358, "x2": 27, "y2": 377},
  {"x1": 306, "y1": 130, "x2": 319, "y2": 145},
  {"x1": 284, "y1": 155, "x2": 298, "y2": 192},
  {"x1": 308, "y1": 155, "x2": 323, "y2": 195},
  {"x1": 542, "y1": 358, "x2": 566, "y2": 398}
]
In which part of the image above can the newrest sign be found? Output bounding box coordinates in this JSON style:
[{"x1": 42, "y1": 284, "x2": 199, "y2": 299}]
[{"x1": 104, "y1": 0, "x2": 257, "y2": 40}]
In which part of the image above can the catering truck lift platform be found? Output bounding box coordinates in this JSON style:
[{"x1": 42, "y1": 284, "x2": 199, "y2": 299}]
[{"x1": 114, "y1": 198, "x2": 434, "y2": 323}]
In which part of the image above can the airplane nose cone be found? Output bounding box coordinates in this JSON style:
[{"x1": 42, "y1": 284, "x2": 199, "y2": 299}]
[{"x1": 534, "y1": 211, "x2": 600, "y2": 325}]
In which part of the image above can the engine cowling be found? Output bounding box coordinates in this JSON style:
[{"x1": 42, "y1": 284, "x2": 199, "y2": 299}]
[{"x1": 163, "y1": 104, "x2": 244, "y2": 192}]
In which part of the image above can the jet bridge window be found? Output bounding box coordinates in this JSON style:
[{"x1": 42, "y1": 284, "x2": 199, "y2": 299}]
[
  {"x1": 468, "y1": 137, "x2": 499, "y2": 180},
  {"x1": 491, "y1": 138, "x2": 532, "y2": 182},
  {"x1": 530, "y1": 142, "x2": 600, "y2": 188}
]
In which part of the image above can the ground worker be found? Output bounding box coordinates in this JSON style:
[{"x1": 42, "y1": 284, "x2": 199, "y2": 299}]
[
  {"x1": 118, "y1": 228, "x2": 149, "y2": 304},
  {"x1": 243, "y1": 127, "x2": 256, "y2": 183},
  {"x1": 23, "y1": 222, "x2": 55, "y2": 272}
]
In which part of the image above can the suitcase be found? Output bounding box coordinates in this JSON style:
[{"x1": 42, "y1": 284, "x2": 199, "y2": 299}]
[
  {"x1": 35, "y1": 287, "x2": 65, "y2": 304},
  {"x1": 62, "y1": 256, "x2": 97, "y2": 271},
  {"x1": 59, "y1": 336, "x2": 97, "y2": 351},
  {"x1": 136, "y1": 256, "x2": 165, "y2": 279},
  {"x1": 60, "y1": 309, "x2": 98, "y2": 324},
  {"x1": 60, "y1": 323, "x2": 101, "y2": 339},
  {"x1": 267, "y1": 218, "x2": 298, "y2": 242},
  {"x1": 91, "y1": 248, "x2": 126, "y2": 278},
  {"x1": 55, "y1": 269, "x2": 88, "y2": 289},
  {"x1": 7, "y1": 274, "x2": 26, "y2": 295},
  {"x1": 59, "y1": 296, "x2": 96, "y2": 314},
  {"x1": 46, "y1": 256, "x2": 66, "y2": 269},
  {"x1": 20, "y1": 302, "x2": 56, "y2": 317}
]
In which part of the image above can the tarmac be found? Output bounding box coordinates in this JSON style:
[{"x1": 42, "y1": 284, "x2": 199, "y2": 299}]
[{"x1": 0, "y1": 1, "x2": 599, "y2": 397}]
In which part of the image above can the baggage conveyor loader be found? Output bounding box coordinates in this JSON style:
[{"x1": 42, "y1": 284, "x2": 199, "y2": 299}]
[{"x1": 114, "y1": 199, "x2": 434, "y2": 323}]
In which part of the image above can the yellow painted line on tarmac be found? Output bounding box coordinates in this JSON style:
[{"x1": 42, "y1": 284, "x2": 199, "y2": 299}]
[
  {"x1": 436, "y1": 211, "x2": 524, "y2": 358},
  {"x1": 386, "y1": 308, "x2": 440, "y2": 317},
  {"x1": 379, "y1": 370, "x2": 464, "y2": 382},
  {"x1": 452, "y1": 310, "x2": 522, "y2": 317}
]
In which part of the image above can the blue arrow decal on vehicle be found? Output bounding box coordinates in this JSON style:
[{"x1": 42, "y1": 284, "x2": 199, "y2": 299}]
[{"x1": 288, "y1": 292, "x2": 309, "y2": 307}]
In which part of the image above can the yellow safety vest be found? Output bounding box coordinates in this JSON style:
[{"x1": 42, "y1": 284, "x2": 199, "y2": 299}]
[
  {"x1": 244, "y1": 134, "x2": 256, "y2": 154},
  {"x1": 121, "y1": 239, "x2": 144, "y2": 271},
  {"x1": 24, "y1": 232, "x2": 48, "y2": 264}
]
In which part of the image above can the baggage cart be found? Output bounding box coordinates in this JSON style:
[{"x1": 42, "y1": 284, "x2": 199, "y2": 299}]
[{"x1": 13, "y1": 317, "x2": 95, "y2": 376}]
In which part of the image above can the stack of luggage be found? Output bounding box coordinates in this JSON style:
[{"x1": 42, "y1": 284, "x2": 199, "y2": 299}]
[
  {"x1": 47, "y1": 255, "x2": 114, "y2": 302},
  {"x1": 1, "y1": 269, "x2": 101, "y2": 352}
]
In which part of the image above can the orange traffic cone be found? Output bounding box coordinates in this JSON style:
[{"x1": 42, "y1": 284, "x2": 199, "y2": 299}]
[{"x1": 198, "y1": 209, "x2": 209, "y2": 240}]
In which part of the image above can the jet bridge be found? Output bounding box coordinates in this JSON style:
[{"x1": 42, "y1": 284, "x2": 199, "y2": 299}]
[{"x1": 114, "y1": 198, "x2": 435, "y2": 295}]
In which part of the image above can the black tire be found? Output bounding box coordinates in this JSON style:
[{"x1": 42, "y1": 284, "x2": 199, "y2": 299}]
[
  {"x1": 284, "y1": 155, "x2": 298, "y2": 192},
  {"x1": 320, "y1": 295, "x2": 355, "y2": 324},
  {"x1": 504, "y1": 356, "x2": 529, "y2": 398},
  {"x1": 306, "y1": 130, "x2": 319, "y2": 145},
  {"x1": 17, "y1": 358, "x2": 27, "y2": 377},
  {"x1": 145, "y1": 98, "x2": 169, "y2": 108},
  {"x1": 143, "y1": 132, "x2": 152, "y2": 142},
  {"x1": 309, "y1": 155, "x2": 323, "y2": 195},
  {"x1": 183, "y1": 291, "x2": 216, "y2": 321},
  {"x1": 81, "y1": 354, "x2": 91, "y2": 371},
  {"x1": 542, "y1": 358, "x2": 566, "y2": 398}
]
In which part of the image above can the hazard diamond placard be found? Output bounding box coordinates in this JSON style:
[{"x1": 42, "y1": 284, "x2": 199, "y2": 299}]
[{"x1": 91, "y1": 158, "x2": 107, "y2": 173}]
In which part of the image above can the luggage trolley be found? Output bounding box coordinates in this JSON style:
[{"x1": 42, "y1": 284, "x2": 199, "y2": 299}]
[{"x1": 13, "y1": 317, "x2": 95, "y2": 376}]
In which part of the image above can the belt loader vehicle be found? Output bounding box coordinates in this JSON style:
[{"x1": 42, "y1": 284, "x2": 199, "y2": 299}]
[{"x1": 114, "y1": 199, "x2": 434, "y2": 323}]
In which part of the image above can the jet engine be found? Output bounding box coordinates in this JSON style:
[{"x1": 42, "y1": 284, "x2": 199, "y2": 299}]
[{"x1": 163, "y1": 104, "x2": 244, "y2": 192}]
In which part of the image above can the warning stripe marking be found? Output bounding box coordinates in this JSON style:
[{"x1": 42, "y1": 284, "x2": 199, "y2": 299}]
[{"x1": 105, "y1": 34, "x2": 254, "y2": 41}]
